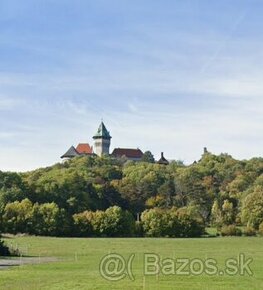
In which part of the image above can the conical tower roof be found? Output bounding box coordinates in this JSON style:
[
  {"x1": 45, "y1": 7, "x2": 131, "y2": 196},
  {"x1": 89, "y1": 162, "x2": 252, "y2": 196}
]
[
  {"x1": 93, "y1": 122, "x2": 111, "y2": 140},
  {"x1": 61, "y1": 146, "x2": 79, "y2": 158}
]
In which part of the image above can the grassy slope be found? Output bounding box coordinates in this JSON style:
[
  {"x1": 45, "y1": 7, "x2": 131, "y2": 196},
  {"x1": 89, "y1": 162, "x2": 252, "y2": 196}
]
[{"x1": 0, "y1": 236, "x2": 263, "y2": 290}]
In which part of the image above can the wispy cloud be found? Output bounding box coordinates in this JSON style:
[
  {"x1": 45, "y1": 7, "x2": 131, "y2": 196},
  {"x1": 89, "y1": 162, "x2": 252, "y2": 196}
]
[
  {"x1": 0, "y1": 0, "x2": 262, "y2": 171},
  {"x1": 0, "y1": 95, "x2": 25, "y2": 111}
]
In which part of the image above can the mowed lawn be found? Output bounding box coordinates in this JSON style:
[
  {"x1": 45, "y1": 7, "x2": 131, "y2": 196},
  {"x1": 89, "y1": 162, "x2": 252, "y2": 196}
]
[{"x1": 1, "y1": 236, "x2": 263, "y2": 290}]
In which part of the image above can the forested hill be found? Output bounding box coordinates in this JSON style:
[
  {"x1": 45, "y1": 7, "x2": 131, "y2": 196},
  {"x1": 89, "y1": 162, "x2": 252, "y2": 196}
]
[{"x1": 0, "y1": 153, "x2": 263, "y2": 237}]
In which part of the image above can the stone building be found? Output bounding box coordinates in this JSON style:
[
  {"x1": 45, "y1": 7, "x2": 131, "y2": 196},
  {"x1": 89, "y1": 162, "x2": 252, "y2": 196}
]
[
  {"x1": 61, "y1": 121, "x2": 168, "y2": 164},
  {"x1": 92, "y1": 122, "x2": 112, "y2": 157}
]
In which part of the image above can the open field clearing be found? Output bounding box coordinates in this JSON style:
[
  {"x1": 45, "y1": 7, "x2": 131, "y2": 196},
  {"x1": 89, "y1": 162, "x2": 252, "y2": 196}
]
[{"x1": 0, "y1": 236, "x2": 263, "y2": 290}]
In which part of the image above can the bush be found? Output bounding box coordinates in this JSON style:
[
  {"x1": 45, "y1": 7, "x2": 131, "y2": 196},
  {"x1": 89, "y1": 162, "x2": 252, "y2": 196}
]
[
  {"x1": 258, "y1": 222, "x2": 263, "y2": 236},
  {"x1": 73, "y1": 206, "x2": 135, "y2": 237},
  {"x1": 174, "y1": 207, "x2": 205, "y2": 237},
  {"x1": 221, "y1": 225, "x2": 242, "y2": 236},
  {"x1": 31, "y1": 202, "x2": 64, "y2": 236},
  {"x1": 2, "y1": 199, "x2": 66, "y2": 236},
  {"x1": 0, "y1": 239, "x2": 10, "y2": 256},
  {"x1": 98, "y1": 206, "x2": 135, "y2": 237},
  {"x1": 141, "y1": 207, "x2": 205, "y2": 238},
  {"x1": 241, "y1": 185, "x2": 263, "y2": 229},
  {"x1": 141, "y1": 208, "x2": 170, "y2": 237},
  {"x1": 73, "y1": 211, "x2": 94, "y2": 237},
  {"x1": 2, "y1": 199, "x2": 33, "y2": 234},
  {"x1": 243, "y1": 226, "x2": 256, "y2": 237}
]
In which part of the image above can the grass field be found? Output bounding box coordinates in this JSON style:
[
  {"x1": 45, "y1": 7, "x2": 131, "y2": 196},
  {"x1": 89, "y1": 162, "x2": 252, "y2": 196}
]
[{"x1": 1, "y1": 235, "x2": 263, "y2": 290}]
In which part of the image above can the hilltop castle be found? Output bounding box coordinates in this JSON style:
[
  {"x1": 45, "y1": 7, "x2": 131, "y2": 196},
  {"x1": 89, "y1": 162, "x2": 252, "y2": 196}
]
[{"x1": 61, "y1": 121, "x2": 169, "y2": 164}]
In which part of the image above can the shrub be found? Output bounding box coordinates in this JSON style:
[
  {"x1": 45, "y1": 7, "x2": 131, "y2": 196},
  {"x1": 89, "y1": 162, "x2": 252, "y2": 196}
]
[
  {"x1": 73, "y1": 211, "x2": 94, "y2": 237},
  {"x1": 31, "y1": 202, "x2": 64, "y2": 236},
  {"x1": 0, "y1": 239, "x2": 10, "y2": 256},
  {"x1": 241, "y1": 185, "x2": 263, "y2": 229},
  {"x1": 2, "y1": 199, "x2": 33, "y2": 233},
  {"x1": 2, "y1": 199, "x2": 66, "y2": 236},
  {"x1": 243, "y1": 226, "x2": 256, "y2": 237},
  {"x1": 174, "y1": 207, "x2": 205, "y2": 237},
  {"x1": 99, "y1": 206, "x2": 135, "y2": 237},
  {"x1": 141, "y1": 208, "x2": 170, "y2": 237},
  {"x1": 73, "y1": 206, "x2": 135, "y2": 237},
  {"x1": 221, "y1": 225, "x2": 242, "y2": 236},
  {"x1": 141, "y1": 207, "x2": 205, "y2": 238}
]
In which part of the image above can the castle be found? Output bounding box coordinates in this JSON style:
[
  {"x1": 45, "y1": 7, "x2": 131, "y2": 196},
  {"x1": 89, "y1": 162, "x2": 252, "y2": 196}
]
[{"x1": 61, "y1": 121, "x2": 169, "y2": 164}]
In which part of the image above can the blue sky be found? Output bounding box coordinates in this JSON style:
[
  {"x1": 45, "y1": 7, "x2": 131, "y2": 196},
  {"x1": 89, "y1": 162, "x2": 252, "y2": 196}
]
[{"x1": 0, "y1": 0, "x2": 263, "y2": 171}]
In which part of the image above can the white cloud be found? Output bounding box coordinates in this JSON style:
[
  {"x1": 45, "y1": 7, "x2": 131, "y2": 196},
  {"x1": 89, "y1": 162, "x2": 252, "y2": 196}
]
[
  {"x1": 0, "y1": 132, "x2": 16, "y2": 139},
  {"x1": 0, "y1": 2, "x2": 263, "y2": 171},
  {"x1": 0, "y1": 95, "x2": 24, "y2": 110}
]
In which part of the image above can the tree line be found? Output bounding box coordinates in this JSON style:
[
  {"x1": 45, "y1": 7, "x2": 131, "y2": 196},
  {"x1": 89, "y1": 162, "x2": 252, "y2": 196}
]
[{"x1": 0, "y1": 151, "x2": 263, "y2": 238}]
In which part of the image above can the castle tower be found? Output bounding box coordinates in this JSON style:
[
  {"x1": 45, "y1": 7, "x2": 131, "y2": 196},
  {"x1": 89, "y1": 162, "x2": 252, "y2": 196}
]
[{"x1": 93, "y1": 121, "x2": 111, "y2": 157}]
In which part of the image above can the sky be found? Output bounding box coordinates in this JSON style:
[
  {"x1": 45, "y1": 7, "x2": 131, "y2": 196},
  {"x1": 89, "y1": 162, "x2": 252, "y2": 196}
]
[{"x1": 0, "y1": 0, "x2": 263, "y2": 172}]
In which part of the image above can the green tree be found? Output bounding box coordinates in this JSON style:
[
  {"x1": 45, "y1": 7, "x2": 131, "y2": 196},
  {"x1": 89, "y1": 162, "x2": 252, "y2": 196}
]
[
  {"x1": 211, "y1": 200, "x2": 222, "y2": 227},
  {"x1": 0, "y1": 171, "x2": 27, "y2": 211},
  {"x1": 116, "y1": 162, "x2": 170, "y2": 213},
  {"x1": 222, "y1": 199, "x2": 235, "y2": 225},
  {"x1": 242, "y1": 185, "x2": 263, "y2": 229},
  {"x1": 31, "y1": 202, "x2": 64, "y2": 236},
  {"x1": 73, "y1": 210, "x2": 94, "y2": 237},
  {"x1": 141, "y1": 208, "x2": 170, "y2": 237},
  {"x1": 101, "y1": 206, "x2": 135, "y2": 237},
  {"x1": 73, "y1": 206, "x2": 135, "y2": 237},
  {"x1": 175, "y1": 207, "x2": 205, "y2": 237},
  {"x1": 2, "y1": 199, "x2": 33, "y2": 233},
  {"x1": 141, "y1": 207, "x2": 204, "y2": 237},
  {"x1": 142, "y1": 151, "x2": 155, "y2": 163}
]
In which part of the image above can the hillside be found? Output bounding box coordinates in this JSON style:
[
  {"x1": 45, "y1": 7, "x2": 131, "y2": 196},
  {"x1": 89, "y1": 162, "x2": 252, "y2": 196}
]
[{"x1": 0, "y1": 153, "x2": 263, "y2": 237}]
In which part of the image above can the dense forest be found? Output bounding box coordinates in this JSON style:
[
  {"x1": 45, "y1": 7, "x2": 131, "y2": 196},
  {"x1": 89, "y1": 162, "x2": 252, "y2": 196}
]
[{"x1": 0, "y1": 151, "x2": 263, "y2": 238}]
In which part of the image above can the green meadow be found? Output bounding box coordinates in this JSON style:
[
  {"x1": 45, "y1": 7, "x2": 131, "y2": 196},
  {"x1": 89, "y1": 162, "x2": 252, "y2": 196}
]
[{"x1": 1, "y1": 235, "x2": 263, "y2": 290}]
